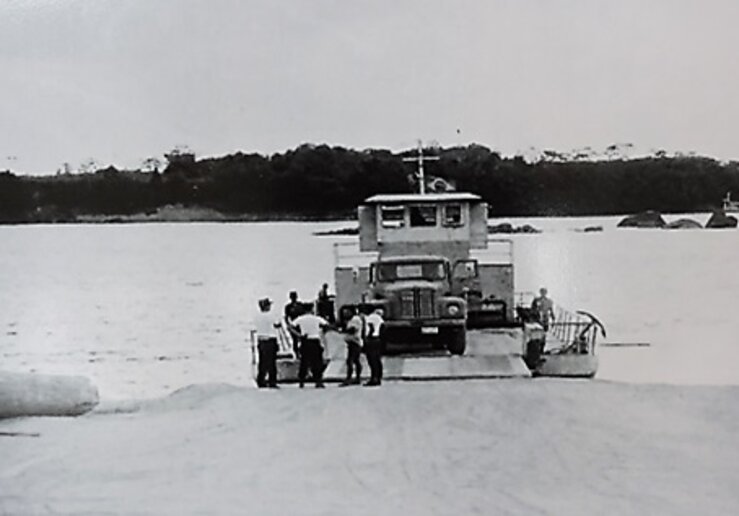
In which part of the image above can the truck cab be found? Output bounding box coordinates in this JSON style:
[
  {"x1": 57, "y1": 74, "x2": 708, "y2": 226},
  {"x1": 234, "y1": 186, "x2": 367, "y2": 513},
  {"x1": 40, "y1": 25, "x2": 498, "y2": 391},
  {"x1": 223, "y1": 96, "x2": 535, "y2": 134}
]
[{"x1": 368, "y1": 254, "x2": 467, "y2": 354}]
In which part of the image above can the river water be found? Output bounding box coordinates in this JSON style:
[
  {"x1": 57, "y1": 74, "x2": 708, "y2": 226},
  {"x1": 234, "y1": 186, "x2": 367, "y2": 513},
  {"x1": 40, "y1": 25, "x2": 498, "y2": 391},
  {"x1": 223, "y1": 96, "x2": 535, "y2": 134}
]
[{"x1": 1, "y1": 214, "x2": 737, "y2": 398}]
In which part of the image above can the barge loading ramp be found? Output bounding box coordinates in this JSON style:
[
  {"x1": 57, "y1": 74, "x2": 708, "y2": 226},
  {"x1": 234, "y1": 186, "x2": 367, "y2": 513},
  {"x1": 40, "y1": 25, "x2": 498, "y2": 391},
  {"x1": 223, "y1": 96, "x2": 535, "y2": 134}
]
[{"x1": 320, "y1": 328, "x2": 531, "y2": 382}]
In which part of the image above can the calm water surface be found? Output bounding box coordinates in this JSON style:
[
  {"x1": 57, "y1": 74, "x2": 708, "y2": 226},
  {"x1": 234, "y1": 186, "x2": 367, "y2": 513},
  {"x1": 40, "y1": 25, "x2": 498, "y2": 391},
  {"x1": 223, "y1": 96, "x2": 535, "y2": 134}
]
[{"x1": 1, "y1": 215, "x2": 737, "y2": 398}]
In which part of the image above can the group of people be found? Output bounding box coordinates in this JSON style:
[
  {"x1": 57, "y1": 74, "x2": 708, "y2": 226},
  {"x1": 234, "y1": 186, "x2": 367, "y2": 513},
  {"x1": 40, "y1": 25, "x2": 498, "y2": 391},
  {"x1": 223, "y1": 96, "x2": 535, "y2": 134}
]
[
  {"x1": 253, "y1": 286, "x2": 385, "y2": 389},
  {"x1": 256, "y1": 285, "x2": 555, "y2": 388}
]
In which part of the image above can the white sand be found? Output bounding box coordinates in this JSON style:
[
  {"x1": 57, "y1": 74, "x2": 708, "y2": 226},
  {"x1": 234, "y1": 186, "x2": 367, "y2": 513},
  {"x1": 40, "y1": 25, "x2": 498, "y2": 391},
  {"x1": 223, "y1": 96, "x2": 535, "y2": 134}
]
[{"x1": 2, "y1": 380, "x2": 737, "y2": 515}]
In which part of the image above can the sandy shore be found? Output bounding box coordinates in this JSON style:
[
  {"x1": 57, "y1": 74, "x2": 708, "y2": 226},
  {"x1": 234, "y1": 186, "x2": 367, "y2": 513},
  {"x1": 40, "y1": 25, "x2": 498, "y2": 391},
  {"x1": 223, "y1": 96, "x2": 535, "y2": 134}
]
[{"x1": 1, "y1": 379, "x2": 738, "y2": 515}]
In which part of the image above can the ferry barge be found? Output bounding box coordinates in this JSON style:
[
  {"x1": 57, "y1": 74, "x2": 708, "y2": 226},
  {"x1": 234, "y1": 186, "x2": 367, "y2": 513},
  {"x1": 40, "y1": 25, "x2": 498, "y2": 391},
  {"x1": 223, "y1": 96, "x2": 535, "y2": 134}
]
[{"x1": 251, "y1": 153, "x2": 603, "y2": 383}]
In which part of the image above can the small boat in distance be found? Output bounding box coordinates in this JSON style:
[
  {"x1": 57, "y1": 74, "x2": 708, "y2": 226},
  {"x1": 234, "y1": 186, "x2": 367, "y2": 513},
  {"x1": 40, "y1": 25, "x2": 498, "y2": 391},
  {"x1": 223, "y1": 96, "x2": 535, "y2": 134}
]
[{"x1": 723, "y1": 192, "x2": 739, "y2": 213}]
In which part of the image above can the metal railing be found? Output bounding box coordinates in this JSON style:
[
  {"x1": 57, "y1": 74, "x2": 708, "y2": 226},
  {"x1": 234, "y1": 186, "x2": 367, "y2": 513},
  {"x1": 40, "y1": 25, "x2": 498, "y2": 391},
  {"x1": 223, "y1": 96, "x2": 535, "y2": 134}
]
[
  {"x1": 514, "y1": 292, "x2": 605, "y2": 355},
  {"x1": 333, "y1": 241, "x2": 378, "y2": 268},
  {"x1": 547, "y1": 308, "x2": 605, "y2": 355},
  {"x1": 334, "y1": 238, "x2": 513, "y2": 268},
  {"x1": 250, "y1": 323, "x2": 298, "y2": 370}
]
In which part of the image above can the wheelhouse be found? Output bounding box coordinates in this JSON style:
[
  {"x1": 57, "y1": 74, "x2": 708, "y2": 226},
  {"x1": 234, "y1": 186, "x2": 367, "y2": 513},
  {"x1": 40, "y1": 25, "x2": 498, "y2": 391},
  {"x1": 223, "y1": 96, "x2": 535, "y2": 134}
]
[{"x1": 358, "y1": 192, "x2": 489, "y2": 263}]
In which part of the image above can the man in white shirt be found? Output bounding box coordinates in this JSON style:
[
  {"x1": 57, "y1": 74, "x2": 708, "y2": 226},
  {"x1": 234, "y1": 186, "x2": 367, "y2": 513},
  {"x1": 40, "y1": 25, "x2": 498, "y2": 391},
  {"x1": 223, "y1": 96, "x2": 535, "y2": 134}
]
[
  {"x1": 363, "y1": 307, "x2": 385, "y2": 386},
  {"x1": 253, "y1": 297, "x2": 280, "y2": 388},
  {"x1": 292, "y1": 305, "x2": 330, "y2": 388}
]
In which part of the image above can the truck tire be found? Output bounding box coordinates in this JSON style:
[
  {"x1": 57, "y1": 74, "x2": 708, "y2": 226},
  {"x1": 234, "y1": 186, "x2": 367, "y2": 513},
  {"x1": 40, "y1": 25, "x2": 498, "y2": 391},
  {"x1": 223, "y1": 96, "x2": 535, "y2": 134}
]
[{"x1": 444, "y1": 327, "x2": 466, "y2": 355}]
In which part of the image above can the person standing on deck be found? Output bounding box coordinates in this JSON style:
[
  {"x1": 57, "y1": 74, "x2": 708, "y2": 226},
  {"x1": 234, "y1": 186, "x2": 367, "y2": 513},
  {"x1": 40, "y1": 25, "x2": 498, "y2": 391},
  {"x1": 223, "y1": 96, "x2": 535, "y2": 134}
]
[
  {"x1": 284, "y1": 291, "x2": 303, "y2": 356},
  {"x1": 292, "y1": 305, "x2": 330, "y2": 388},
  {"x1": 340, "y1": 307, "x2": 364, "y2": 386},
  {"x1": 316, "y1": 283, "x2": 336, "y2": 324},
  {"x1": 531, "y1": 287, "x2": 555, "y2": 331},
  {"x1": 253, "y1": 298, "x2": 280, "y2": 388},
  {"x1": 363, "y1": 307, "x2": 385, "y2": 387}
]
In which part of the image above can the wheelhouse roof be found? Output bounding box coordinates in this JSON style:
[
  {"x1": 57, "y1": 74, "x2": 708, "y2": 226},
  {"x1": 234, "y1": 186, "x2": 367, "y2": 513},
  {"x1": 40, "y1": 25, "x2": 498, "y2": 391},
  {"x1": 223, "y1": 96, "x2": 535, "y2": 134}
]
[{"x1": 364, "y1": 192, "x2": 481, "y2": 204}]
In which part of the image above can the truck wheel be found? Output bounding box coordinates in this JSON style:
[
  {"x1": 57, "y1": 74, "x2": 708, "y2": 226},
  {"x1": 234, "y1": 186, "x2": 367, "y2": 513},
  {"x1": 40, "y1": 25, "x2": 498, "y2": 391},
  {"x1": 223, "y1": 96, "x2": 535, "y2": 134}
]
[{"x1": 444, "y1": 327, "x2": 466, "y2": 355}]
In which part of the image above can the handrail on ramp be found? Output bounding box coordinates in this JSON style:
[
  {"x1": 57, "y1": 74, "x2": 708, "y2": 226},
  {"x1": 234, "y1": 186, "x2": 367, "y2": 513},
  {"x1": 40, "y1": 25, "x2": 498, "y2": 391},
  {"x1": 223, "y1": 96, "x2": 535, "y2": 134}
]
[{"x1": 548, "y1": 308, "x2": 606, "y2": 355}]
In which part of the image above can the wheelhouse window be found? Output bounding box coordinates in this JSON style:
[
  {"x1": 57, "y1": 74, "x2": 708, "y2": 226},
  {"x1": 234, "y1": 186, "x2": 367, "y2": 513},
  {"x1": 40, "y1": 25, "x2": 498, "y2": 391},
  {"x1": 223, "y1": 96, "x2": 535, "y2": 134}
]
[
  {"x1": 443, "y1": 204, "x2": 463, "y2": 227},
  {"x1": 380, "y1": 205, "x2": 405, "y2": 228},
  {"x1": 409, "y1": 205, "x2": 437, "y2": 227}
]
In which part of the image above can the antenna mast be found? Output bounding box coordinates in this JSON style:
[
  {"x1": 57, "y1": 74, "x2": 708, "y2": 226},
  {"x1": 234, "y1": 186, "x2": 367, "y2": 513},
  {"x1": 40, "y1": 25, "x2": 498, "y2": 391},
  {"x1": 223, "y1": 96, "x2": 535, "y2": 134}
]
[{"x1": 403, "y1": 140, "x2": 440, "y2": 194}]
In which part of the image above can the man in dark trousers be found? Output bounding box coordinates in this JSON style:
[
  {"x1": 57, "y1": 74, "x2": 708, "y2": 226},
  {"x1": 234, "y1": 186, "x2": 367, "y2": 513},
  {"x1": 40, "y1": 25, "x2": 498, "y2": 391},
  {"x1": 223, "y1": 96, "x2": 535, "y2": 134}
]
[
  {"x1": 363, "y1": 306, "x2": 385, "y2": 386},
  {"x1": 316, "y1": 283, "x2": 336, "y2": 324},
  {"x1": 292, "y1": 305, "x2": 330, "y2": 388},
  {"x1": 531, "y1": 287, "x2": 555, "y2": 331},
  {"x1": 340, "y1": 306, "x2": 364, "y2": 386},
  {"x1": 253, "y1": 297, "x2": 280, "y2": 388}
]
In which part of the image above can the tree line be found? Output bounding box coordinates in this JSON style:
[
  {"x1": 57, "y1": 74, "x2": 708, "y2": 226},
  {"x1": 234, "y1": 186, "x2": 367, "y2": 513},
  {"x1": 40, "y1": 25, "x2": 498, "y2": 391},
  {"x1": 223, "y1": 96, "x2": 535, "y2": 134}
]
[{"x1": 1, "y1": 143, "x2": 738, "y2": 223}]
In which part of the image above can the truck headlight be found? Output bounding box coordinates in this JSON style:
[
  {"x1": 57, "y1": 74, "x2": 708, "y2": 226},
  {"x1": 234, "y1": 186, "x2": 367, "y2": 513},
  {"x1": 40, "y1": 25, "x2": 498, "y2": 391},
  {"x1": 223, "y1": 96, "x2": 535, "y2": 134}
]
[{"x1": 447, "y1": 304, "x2": 460, "y2": 316}]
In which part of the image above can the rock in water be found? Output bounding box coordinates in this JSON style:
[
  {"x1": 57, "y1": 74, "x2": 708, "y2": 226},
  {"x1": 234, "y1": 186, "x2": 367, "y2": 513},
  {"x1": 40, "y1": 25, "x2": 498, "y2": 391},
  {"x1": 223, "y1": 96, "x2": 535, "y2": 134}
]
[
  {"x1": 705, "y1": 210, "x2": 738, "y2": 229},
  {"x1": 0, "y1": 371, "x2": 99, "y2": 419},
  {"x1": 488, "y1": 223, "x2": 541, "y2": 234},
  {"x1": 617, "y1": 211, "x2": 666, "y2": 228},
  {"x1": 664, "y1": 218, "x2": 702, "y2": 230}
]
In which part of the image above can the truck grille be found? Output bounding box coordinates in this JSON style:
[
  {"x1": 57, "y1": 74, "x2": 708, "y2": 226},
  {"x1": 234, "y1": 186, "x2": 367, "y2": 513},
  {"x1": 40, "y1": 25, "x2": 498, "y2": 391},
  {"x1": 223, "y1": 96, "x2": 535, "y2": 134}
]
[{"x1": 398, "y1": 289, "x2": 436, "y2": 319}]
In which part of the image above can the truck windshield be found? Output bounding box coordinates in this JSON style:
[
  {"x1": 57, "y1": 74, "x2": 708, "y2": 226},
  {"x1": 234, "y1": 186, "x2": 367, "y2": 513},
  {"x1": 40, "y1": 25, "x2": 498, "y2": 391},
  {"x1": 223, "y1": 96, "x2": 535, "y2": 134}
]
[{"x1": 376, "y1": 261, "x2": 446, "y2": 281}]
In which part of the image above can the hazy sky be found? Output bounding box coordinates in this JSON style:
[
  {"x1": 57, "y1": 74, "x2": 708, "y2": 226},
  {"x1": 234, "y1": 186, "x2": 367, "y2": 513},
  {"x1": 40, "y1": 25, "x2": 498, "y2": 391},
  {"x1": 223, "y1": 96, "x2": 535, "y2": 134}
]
[{"x1": 1, "y1": 0, "x2": 737, "y2": 174}]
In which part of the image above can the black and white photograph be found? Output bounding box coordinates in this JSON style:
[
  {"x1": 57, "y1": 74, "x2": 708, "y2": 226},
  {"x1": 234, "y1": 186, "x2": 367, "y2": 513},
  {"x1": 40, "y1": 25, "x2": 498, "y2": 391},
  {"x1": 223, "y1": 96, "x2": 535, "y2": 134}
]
[{"x1": 1, "y1": 1, "x2": 738, "y2": 514}]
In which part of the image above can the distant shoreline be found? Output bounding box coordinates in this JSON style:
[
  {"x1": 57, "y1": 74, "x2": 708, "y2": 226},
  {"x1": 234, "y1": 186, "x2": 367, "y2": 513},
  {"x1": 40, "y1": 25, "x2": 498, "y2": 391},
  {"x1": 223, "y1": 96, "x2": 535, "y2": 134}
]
[
  {"x1": 0, "y1": 204, "x2": 355, "y2": 225},
  {"x1": 3, "y1": 146, "x2": 737, "y2": 225},
  {"x1": 0, "y1": 203, "x2": 723, "y2": 229}
]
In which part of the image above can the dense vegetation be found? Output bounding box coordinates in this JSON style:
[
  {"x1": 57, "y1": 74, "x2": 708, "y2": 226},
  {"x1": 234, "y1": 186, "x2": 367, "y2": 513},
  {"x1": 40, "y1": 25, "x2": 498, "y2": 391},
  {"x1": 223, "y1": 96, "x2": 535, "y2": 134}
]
[{"x1": 1, "y1": 144, "x2": 738, "y2": 223}]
